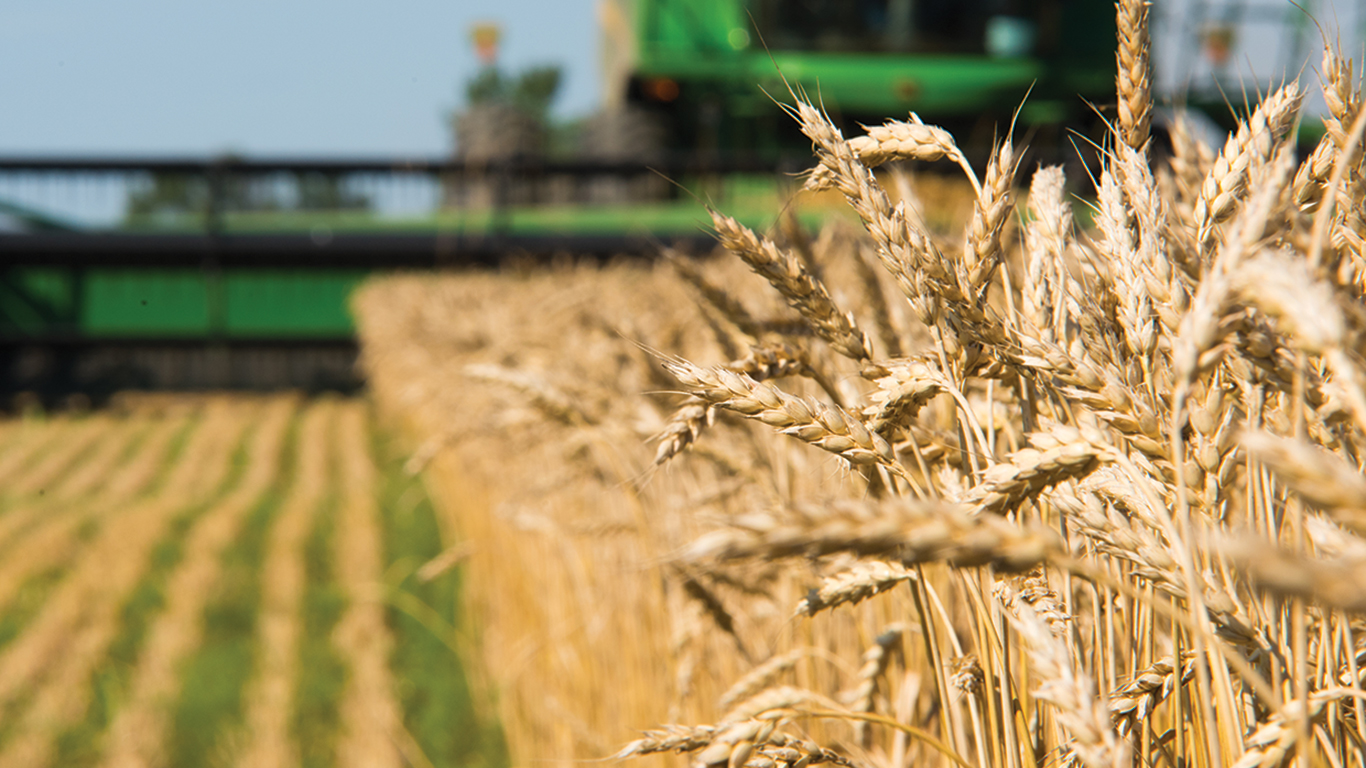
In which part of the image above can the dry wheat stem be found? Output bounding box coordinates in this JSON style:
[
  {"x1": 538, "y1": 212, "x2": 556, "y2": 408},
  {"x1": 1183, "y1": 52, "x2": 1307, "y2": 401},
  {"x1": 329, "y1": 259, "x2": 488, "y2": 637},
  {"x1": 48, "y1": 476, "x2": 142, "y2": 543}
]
[{"x1": 1003, "y1": 596, "x2": 1129, "y2": 768}]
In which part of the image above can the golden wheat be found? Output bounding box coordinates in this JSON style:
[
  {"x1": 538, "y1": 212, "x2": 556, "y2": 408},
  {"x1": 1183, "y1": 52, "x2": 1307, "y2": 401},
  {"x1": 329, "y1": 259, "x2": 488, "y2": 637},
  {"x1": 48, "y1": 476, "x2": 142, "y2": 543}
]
[{"x1": 356, "y1": 4, "x2": 1366, "y2": 767}]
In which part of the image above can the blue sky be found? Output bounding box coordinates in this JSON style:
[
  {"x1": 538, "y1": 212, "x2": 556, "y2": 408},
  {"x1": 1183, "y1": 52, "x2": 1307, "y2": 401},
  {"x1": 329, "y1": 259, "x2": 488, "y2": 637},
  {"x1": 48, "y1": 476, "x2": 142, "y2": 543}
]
[{"x1": 0, "y1": 0, "x2": 600, "y2": 156}]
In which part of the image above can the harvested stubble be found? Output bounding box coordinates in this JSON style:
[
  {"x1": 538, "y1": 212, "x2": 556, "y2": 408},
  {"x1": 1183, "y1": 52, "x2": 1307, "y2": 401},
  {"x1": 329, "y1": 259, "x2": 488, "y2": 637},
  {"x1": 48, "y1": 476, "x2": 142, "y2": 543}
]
[
  {"x1": 0, "y1": 397, "x2": 251, "y2": 768},
  {"x1": 0, "y1": 417, "x2": 88, "y2": 498},
  {"x1": 95, "y1": 397, "x2": 295, "y2": 768},
  {"x1": 356, "y1": 4, "x2": 1366, "y2": 767},
  {"x1": 239, "y1": 400, "x2": 334, "y2": 768},
  {"x1": 332, "y1": 401, "x2": 405, "y2": 768},
  {"x1": 0, "y1": 394, "x2": 492, "y2": 768},
  {"x1": 0, "y1": 419, "x2": 182, "y2": 657}
]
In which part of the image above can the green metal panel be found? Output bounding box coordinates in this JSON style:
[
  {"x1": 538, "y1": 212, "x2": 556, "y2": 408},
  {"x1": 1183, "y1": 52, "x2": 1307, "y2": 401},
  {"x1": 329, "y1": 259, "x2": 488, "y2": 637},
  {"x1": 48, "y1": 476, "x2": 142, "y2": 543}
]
[
  {"x1": 79, "y1": 270, "x2": 363, "y2": 339},
  {"x1": 755, "y1": 53, "x2": 1047, "y2": 116},
  {"x1": 223, "y1": 270, "x2": 364, "y2": 337},
  {"x1": 635, "y1": 48, "x2": 1093, "y2": 122},
  {"x1": 0, "y1": 268, "x2": 79, "y2": 336},
  {"x1": 82, "y1": 270, "x2": 212, "y2": 337},
  {"x1": 636, "y1": 0, "x2": 744, "y2": 55}
]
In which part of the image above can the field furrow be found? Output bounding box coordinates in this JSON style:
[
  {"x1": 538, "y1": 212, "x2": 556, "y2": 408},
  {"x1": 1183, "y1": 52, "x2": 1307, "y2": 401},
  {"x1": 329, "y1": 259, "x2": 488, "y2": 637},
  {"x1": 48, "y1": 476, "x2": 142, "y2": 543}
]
[
  {"x1": 0, "y1": 419, "x2": 183, "y2": 618},
  {"x1": 7, "y1": 418, "x2": 113, "y2": 499},
  {"x1": 293, "y1": 477, "x2": 345, "y2": 768},
  {"x1": 237, "y1": 400, "x2": 332, "y2": 768},
  {"x1": 333, "y1": 403, "x2": 403, "y2": 768},
  {"x1": 48, "y1": 422, "x2": 149, "y2": 503},
  {"x1": 101, "y1": 417, "x2": 194, "y2": 501},
  {"x1": 0, "y1": 419, "x2": 74, "y2": 490},
  {"x1": 0, "y1": 423, "x2": 146, "y2": 564},
  {"x1": 93, "y1": 397, "x2": 296, "y2": 768},
  {"x1": 0, "y1": 393, "x2": 493, "y2": 767},
  {"x1": 0, "y1": 400, "x2": 250, "y2": 738}
]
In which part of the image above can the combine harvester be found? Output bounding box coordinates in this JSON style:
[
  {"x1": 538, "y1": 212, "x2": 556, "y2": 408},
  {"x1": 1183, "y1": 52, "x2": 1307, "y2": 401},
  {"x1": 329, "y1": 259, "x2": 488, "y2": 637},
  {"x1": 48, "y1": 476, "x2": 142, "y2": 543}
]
[
  {"x1": 0, "y1": 0, "x2": 1322, "y2": 396},
  {"x1": 602, "y1": 0, "x2": 1116, "y2": 157}
]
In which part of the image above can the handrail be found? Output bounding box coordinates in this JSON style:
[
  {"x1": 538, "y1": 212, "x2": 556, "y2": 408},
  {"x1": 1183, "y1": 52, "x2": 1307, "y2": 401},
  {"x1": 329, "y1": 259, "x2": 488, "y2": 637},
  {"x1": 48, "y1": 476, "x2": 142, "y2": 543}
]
[{"x1": 0, "y1": 154, "x2": 809, "y2": 176}]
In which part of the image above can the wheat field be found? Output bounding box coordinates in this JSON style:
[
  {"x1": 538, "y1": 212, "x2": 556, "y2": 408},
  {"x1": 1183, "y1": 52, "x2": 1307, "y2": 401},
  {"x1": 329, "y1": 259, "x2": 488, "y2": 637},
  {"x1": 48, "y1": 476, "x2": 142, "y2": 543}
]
[
  {"x1": 355, "y1": 2, "x2": 1366, "y2": 768},
  {"x1": 0, "y1": 394, "x2": 502, "y2": 768}
]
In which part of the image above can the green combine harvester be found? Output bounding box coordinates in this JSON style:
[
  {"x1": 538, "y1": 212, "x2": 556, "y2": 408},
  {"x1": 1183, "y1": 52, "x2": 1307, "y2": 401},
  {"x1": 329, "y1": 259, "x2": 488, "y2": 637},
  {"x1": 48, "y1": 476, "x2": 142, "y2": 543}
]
[
  {"x1": 0, "y1": 1, "x2": 1123, "y2": 396},
  {"x1": 607, "y1": 0, "x2": 1116, "y2": 155}
]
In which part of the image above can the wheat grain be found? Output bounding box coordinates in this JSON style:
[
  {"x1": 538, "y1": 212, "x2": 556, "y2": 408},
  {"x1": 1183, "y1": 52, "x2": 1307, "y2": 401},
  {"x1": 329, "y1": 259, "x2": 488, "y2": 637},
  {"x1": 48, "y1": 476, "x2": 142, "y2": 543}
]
[
  {"x1": 995, "y1": 569, "x2": 1071, "y2": 638},
  {"x1": 805, "y1": 113, "x2": 974, "y2": 193},
  {"x1": 351, "y1": 13, "x2": 1366, "y2": 768},
  {"x1": 683, "y1": 500, "x2": 1061, "y2": 571},
  {"x1": 850, "y1": 627, "x2": 905, "y2": 746},
  {"x1": 663, "y1": 358, "x2": 901, "y2": 473},
  {"x1": 615, "y1": 725, "x2": 719, "y2": 758},
  {"x1": 863, "y1": 358, "x2": 946, "y2": 438},
  {"x1": 711, "y1": 212, "x2": 876, "y2": 371},
  {"x1": 1116, "y1": 0, "x2": 1152, "y2": 151},
  {"x1": 795, "y1": 560, "x2": 916, "y2": 617},
  {"x1": 1193, "y1": 84, "x2": 1302, "y2": 248},
  {"x1": 718, "y1": 651, "x2": 808, "y2": 713},
  {"x1": 968, "y1": 423, "x2": 1111, "y2": 516},
  {"x1": 964, "y1": 140, "x2": 1018, "y2": 292},
  {"x1": 1107, "y1": 654, "x2": 1196, "y2": 738},
  {"x1": 655, "y1": 401, "x2": 714, "y2": 465}
]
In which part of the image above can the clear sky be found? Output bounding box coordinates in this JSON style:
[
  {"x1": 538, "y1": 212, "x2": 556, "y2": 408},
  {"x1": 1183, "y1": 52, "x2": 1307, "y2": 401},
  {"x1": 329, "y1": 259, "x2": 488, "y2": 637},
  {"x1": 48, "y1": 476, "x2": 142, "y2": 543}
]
[{"x1": 0, "y1": 0, "x2": 600, "y2": 156}]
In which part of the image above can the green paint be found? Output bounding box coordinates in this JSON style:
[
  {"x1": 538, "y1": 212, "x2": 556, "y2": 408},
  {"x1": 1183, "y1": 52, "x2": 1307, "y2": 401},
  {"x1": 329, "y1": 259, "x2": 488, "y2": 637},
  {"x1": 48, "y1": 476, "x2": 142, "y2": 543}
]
[
  {"x1": 83, "y1": 271, "x2": 213, "y2": 336},
  {"x1": 223, "y1": 271, "x2": 365, "y2": 337}
]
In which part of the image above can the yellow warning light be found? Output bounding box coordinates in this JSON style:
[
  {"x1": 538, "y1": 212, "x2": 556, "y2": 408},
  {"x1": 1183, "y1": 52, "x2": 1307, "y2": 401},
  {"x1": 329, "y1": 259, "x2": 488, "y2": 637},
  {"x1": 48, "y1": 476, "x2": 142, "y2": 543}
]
[{"x1": 471, "y1": 23, "x2": 501, "y2": 65}]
